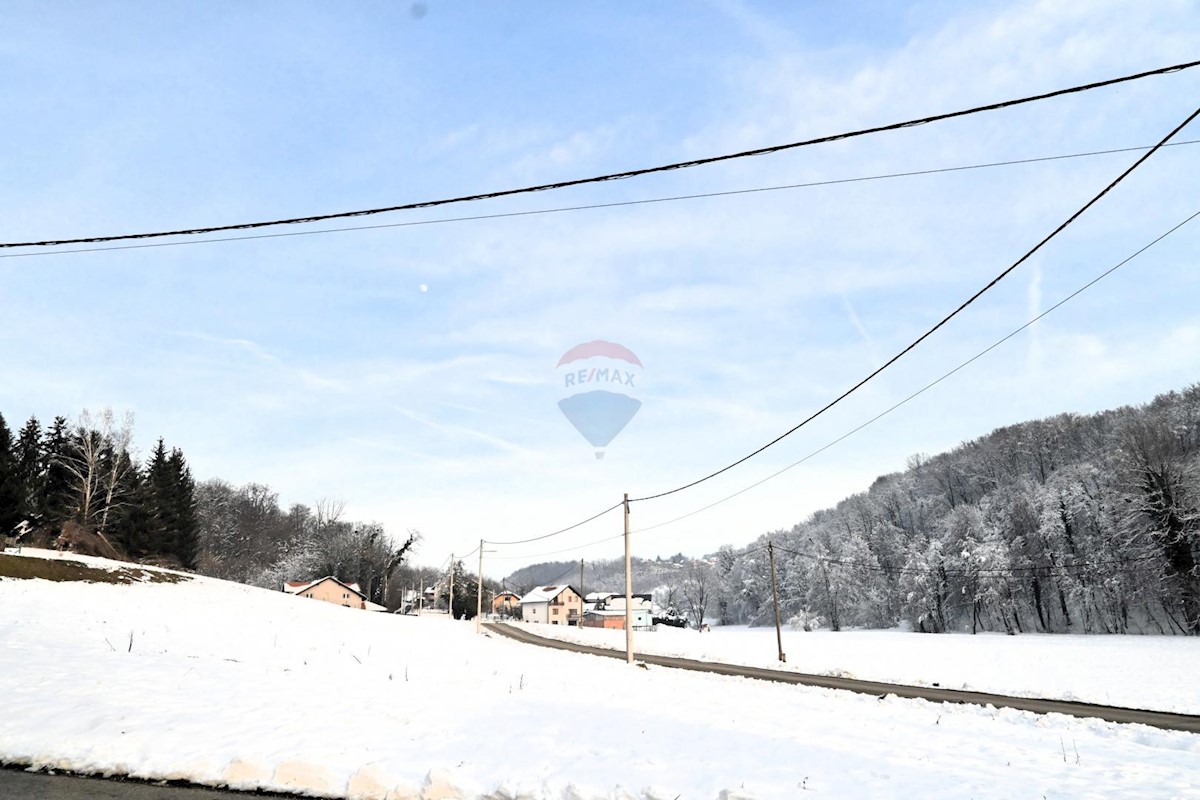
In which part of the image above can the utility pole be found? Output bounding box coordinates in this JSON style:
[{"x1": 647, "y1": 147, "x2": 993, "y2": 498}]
[
  {"x1": 624, "y1": 492, "x2": 633, "y2": 665},
  {"x1": 579, "y1": 558, "x2": 585, "y2": 618},
  {"x1": 768, "y1": 541, "x2": 786, "y2": 663},
  {"x1": 476, "y1": 539, "x2": 485, "y2": 634},
  {"x1": 448, "y1": 553, "x2": 455, "y2": 619}
]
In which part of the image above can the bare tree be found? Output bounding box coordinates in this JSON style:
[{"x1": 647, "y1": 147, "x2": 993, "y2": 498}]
[
  {"x1": 1120, "y1": 416, "x2": 1200, "y2": 634},
  {"x1": 58, "y1": 408, "x2": 133, "y2": 541},
  {"x1": 96, "y1": 410, "x2": 135, "y2": 537},
  {"x1": 682, "y1": 560, "x2": 713, "y2": 629},
  {"x1": 58, "y1": 412, "x2": 103, "y2": 527}
]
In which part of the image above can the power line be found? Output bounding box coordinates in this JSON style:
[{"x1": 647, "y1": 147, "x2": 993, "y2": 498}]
[
  {"x1": 460, "y1": 188, "x2": 1199, "y2": 560},
  {"x1": 4, "y1": 59, "x2": 1197, "y2": 250},
  {"x1": 485, "y1": 501, "x2": 624, "y2": 547},
  {"x1": 4, "y1": 139, "x2": 1197, "y2": 260},
  {"x1": 631, "y1": 208, "x2": 1200, "y2": 535},
  {"x1": 485, "y1": 532, "x2": 626, "y2": 561},
  {"x1": 629, "y1": 101, "x2": 1200, "y2": 504}
]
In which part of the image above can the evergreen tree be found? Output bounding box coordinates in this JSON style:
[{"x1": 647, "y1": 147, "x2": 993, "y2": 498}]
[
  {"x1": 107, "y1": 456, "x2": 155, "y2": 558},
  {"x1": 0, "y1": 412, "x2": 21, "y2": 535},
  {"x1": 166, "y1": 447, "x2": 199, "y2": 568},
  {"x1": 143, "y1": 439, "x2": 199, "y2": 568},
  {"x1": 40, "y1": 416, "x2": 74, "y2": 524},
  {"x1": 144, "y1": 438, "x2": 171, "y2": 557},
  {"x1": 440, "y1": 559, "x2": 480, "y2": 620},
  {"x1": 14, "y1": 416, "x2": 43, "y2": 522}
]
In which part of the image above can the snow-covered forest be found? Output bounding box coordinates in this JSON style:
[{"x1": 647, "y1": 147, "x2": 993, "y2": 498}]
[
  {"x1": 0, "y1": 409, "x2": 424, "y2": 607},
  {"x1": 0, "y1": 409, "x2": 198, "y2": 567},
  {"x1": 7, "y1": 383, "x2": 1198, "y2": 634},
  {"x1": 508, "y1": 384, "x2": 1200, "y2": 635}
]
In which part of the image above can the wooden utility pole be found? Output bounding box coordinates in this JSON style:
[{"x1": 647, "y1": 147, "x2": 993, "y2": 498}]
[
  {"x1": 576, "y1": 561, "x2": 585, "y2": 628},
  {"x1": 476, "y1": 540, "x2": 485, "y2": 634},
  {"x1": 624, "y1": 493, "x2": 633, "y2": 664},
  {"x1": 448, "y1": 553, "x2": 455, "y2": 618},
  {"x1": 768, "y1": 541, "x2": 786, "y2": 663}
]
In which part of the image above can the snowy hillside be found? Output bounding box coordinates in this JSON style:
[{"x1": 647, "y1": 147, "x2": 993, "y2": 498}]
[{"x1": 1, "y1": 548, "x2": 1197, "y2": 799}]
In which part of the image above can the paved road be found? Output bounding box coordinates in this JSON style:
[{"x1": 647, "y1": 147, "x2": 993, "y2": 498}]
[
  {"x1": 0, "y1": 767, "x2": 307, "y2": 799},
  {"x1": 484, "y1": 622, "x2": 1200, "y2": 734}
]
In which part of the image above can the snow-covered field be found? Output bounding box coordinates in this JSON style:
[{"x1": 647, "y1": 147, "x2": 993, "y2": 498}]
[
  {"x1": 2, "y1": 549, "x2": 1198, "y2": 800},
  {"x1": 513, "y1": 618, "x2": 1200, "y2": 714}
]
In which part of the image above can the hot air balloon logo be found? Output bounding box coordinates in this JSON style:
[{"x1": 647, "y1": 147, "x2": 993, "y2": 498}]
[{"x1": 556, "y1": 340, "x2": 643, "y2": 459}]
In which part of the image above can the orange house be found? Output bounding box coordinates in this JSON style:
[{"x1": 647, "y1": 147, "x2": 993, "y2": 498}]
[
  {"x1": 581, "y1": 609, "x2": 628, "y2": 629},
  {"x1": 284, "y1": 576, "x2": 367, "y2": 609},
  {"x1": 492, "y1": 591, "x2": 520, "y2": 616}
]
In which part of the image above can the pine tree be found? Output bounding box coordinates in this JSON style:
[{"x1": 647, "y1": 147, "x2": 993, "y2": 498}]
[
  {"x1": 143, "y1": 439, "x2": 199, "y2": 568},
  {"x1": 0, "y1": 412, "x2": 21, "y2": 536},
  {"x1": 14, "y1": 416, "x2": 43, "y2": 523},
  {"x1": 107, "y1": 456, "x2": 154, "y2": 558},
  {"x1": 440, "y1": 559, "x2": 480, "y2": 620},
  {"x1": 166, "y1": 447, "x2": 199, "y2": 568},
  {"x1": 40, "y1": 416, "x2": 74, "y2": 525},
  {"x1": 144, "y1": 438, "x2": 171, "y2": 557}
]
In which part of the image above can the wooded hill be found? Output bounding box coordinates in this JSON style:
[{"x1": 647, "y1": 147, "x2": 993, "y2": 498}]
[
  {"x1": 0, "y1": 408, "x2": 423, "y2": 609},
  {"x1": 0, "y1": 409, "x2": 198, "y2": 568},
  {"x1": 505, "y1": 384, "x2": 1200, "y2": 635}
]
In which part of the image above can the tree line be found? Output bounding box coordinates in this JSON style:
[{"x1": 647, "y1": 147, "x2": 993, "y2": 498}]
[
  {"x1": 193, "y1": 482, "x2": 421, "y2": 607},
  {"x1": 0, "y1": 407, "x2": 423, "y2": 607},
  {"x1": 505, "y1": 384, "x2": 1200, "y2": 635},
  {"x1": 0, "y1": 409, "x2": 197, "y2": 567}
]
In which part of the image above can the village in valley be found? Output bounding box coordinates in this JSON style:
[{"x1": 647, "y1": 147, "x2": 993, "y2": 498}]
[
  {"x1": 2, "y1": 2, "x2": 1199, "y2": 798},
  {"x1": 284, "y1": 572, "x2": 671, "y2": 630}
]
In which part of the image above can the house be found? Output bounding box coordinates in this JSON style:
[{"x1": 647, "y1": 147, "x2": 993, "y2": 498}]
[
  {"x1": 492, "y1": 590, "x2": 520, "y2": 616},
  {"x1": 586, "y1": 592, "x2": 652, "y2": 613},
  {"x1": 518, "y1": 584, "x2": 583, "y2": 625},
  {"x1": 284, "y1": 576, "x2": 368, "y2": 610},
  {"x1": 581, "y1": 592, "x2": 653, "y2": 630}
]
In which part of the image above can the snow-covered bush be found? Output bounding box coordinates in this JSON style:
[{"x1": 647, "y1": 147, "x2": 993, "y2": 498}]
[{"x1": 788, "y1": 610, "x2": 823, "y2": 631}]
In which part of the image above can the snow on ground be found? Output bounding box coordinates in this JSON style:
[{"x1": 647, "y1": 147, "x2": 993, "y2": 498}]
[
  {"x1": 1, "y1": 549, "x2": 1198, "y2": 800},
  {"x1": 512, "y1": 619, "x2": 1200, "y2": 714}
]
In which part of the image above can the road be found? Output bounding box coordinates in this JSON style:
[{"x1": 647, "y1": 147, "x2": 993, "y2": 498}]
[
  {"x1": 483, "y1": 622, "x2": 1200, "y2": 734},
  {"x1": 0, "y1": 767, "x2": 308, "y2": 799}
]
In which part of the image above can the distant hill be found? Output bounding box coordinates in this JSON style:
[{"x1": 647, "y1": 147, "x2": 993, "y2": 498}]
[
  {"x1": 508, "y1": 383, "x2": 1200, "y2": 636},
  {"x1": 503, "y1": 555, "x2": 691, "y2": 601}
]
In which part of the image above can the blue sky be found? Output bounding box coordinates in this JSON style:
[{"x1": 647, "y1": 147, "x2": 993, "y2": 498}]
[{"x1": 3, "y1": 0, "x2": 1199, "y2": 575}]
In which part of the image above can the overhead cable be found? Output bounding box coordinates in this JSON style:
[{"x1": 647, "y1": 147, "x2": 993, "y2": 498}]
[
  {"x1": 3, "y1": 139, "x2": 1197, "y2": 260},
  {"x1": 485, "y1": 532, "x2": 626, "y2": 561},
  {"x1": 4, "y1": 59, "x2": 1197, "y2": 250},
  {"x1": 631, "y1": 208, "x2": 1200, "y2": 534},
  {"x1": 485, "y1": 501, "x2": 624, "y2": 547},
  {"x1": 629, "y1": 102, "x2": 1200, "y2": 504}
]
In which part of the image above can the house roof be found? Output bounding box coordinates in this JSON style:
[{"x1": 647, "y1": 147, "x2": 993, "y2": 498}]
[
  {"x1": 519, "y1": 584, "x2": 579, "y2": 604},
  {"x1": 283, "y1": 576, "x2": 367, "y2": 600},
  {"x1": 586, "y1": 592, "x2": 653, "y2": 605}
]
